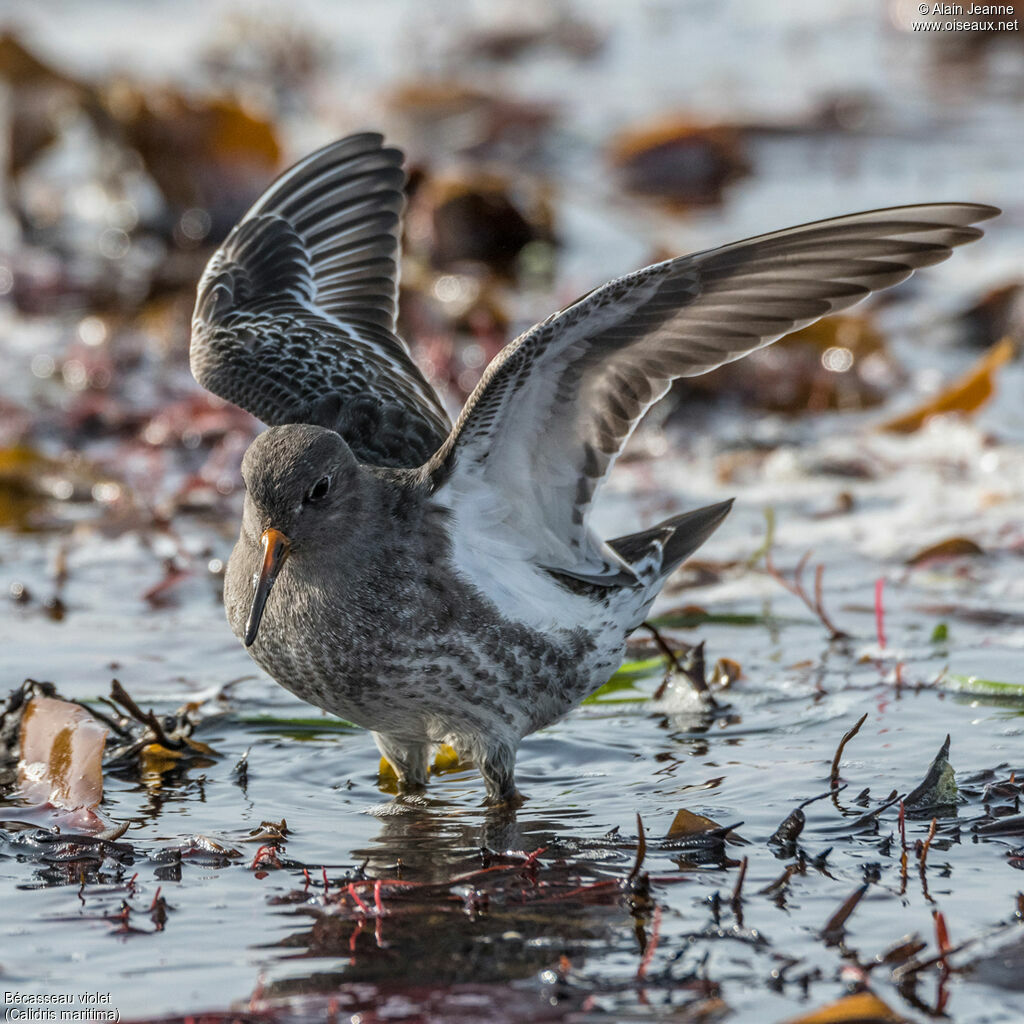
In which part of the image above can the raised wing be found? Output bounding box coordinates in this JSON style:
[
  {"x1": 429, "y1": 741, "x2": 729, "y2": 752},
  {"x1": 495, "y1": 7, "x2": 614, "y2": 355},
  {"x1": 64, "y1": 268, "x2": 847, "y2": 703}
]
[
  {"x1": 430, "y1": 203, "x2": 999, "y2": 580},
  {"x1": 190, "y1": 133, "x2": 450, "y2": 467}
]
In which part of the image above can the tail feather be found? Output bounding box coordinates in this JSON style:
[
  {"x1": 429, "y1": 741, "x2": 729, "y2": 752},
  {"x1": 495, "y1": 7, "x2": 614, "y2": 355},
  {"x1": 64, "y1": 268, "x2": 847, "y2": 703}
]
[{"x1": 608, "y1": 499, "x2": 734, "y2": 580}]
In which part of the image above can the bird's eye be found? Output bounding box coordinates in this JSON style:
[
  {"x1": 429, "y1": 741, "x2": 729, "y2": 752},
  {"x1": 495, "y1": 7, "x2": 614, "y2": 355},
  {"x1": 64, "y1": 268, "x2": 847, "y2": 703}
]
[{"x1": 304, "y1": 475, "x2": 332, "y2": 504}]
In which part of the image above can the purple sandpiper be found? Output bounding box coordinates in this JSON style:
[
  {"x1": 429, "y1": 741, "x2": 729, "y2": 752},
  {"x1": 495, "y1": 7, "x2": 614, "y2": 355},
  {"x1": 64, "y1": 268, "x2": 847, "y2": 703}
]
[{"x1": 190, "y1": 132, "x2": 997, "y2": 804}]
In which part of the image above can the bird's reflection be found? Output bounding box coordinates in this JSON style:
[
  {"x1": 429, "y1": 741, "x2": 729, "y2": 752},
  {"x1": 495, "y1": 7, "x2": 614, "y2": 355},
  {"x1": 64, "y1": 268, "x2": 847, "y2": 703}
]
[
  {"x1": 345, "y1": 796, "x2": 541, "y2": 879},
  {"x1": 261, "y1": 797, "x2": 639, "y2": 1003}
]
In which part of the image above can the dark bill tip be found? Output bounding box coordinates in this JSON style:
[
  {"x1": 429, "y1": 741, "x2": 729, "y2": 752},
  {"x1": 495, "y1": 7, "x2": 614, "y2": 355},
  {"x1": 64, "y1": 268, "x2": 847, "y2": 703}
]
[{"x1": 244, "y1": 528, "x2": 291, "y2": 647}]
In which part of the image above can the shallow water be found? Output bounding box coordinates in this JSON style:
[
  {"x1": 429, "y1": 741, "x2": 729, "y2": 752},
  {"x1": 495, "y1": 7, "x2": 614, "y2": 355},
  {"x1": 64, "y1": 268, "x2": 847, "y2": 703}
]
[
  {"x1": 4, "y1": 416, "x2": 1024, "y2": 1022},
  {"x1": 2, "y1": 1, "x2": 1024, "y2": 1021}
]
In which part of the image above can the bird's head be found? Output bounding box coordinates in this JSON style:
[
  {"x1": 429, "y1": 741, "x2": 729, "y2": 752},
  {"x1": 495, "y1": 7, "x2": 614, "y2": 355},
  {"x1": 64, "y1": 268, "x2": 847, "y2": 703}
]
[{"x1": 238, "y1": 424, "x2": 360, "y2": 646}]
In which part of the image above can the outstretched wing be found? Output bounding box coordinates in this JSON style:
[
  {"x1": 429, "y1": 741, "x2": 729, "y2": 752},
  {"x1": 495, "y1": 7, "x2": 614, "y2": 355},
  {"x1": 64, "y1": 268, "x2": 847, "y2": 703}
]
[
  {"x1": 431, "y1": 203, "x2": 998, "y2": 580},
  {"x1": 190, "y1": 132, "x2": 450, "y2": 467}
]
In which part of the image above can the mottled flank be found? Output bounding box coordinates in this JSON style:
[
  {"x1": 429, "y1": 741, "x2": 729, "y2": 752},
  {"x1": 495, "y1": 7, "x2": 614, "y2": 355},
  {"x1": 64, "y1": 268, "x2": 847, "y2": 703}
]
[
  {"x1": 194, "y1": 132, "x2": 998, "y2": 803},
  {"x1": 225, "y1": 425, "x2": 620, "y2": 803}
]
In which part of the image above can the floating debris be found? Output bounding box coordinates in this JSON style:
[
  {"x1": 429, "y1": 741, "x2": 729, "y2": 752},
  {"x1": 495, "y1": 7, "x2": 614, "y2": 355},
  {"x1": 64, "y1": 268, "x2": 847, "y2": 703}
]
[
  {"x1": 781, "y1": 989, "x2": 909, "y2": 1024},
  {"x1": 1, "y1": 678, "x2": 216, "y2": 805},
  {"x1": 904, "y1": 736, "x2": 958, "y2": 817},
  {"x1": 769, "y1": 807, "x2": 806, "y2": 850},
  {"x1": 959, "y1": 281, "x2": 1024, "y2": 349},
  {"x1": 111, "y1": 84, "x2": 281, "y2": 235},
  {"x1": 455, "y1": 12, "x2": 605, "y2": 63},
  {"x1": 879, "y1": 337, "x2": 1015, "y2": 434},
  {"x1": 831, "y1": 713, "x2": 868, "y2": 789},
  {"x1": 608, "y1": 116, "x2": 748, "y2": 206},
  {"x1": 906, "y1": 536, "x2": 986, "y2": 566},
  {"x1": 408, "y1": 170, "x2": 556, "y2": 281},
  {"x1": 0, "y1": 446, "x2": 114, "y2": 531},
  {"x1": 819, "y1": 883, "x2": 870, "y2": 945},
  {"x1": 17, "y1": 694, "x2": 108, "y2": 811},
  {"x1": 664, "y1": 808, "x2": 742, "y2": 864},
  {"x1": 388, "y1": 81, "x2": 556, "y2": 159}
]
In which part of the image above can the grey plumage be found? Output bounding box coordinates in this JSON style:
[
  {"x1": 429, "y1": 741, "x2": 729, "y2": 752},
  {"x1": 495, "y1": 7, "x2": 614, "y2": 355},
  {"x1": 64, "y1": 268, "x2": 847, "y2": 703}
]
[
  {"x1": 191, "y1": 133, "x2": 449, "y2": 467},
  {"x1": 192, "y1": 132, "x2": 998, "y2": 804}
]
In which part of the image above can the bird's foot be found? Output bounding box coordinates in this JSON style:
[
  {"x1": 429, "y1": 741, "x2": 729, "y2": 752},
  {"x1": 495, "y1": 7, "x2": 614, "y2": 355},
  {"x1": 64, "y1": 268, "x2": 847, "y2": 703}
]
[
  {"x1": 483, "y1": 788, "x2": 526, "y2": 811},
  {"x1": 373, "y1": 732, "x2": 432, "y2": 795},
  {"x1": 478, "y1": 744, "x2": 522, "y2": 809}
]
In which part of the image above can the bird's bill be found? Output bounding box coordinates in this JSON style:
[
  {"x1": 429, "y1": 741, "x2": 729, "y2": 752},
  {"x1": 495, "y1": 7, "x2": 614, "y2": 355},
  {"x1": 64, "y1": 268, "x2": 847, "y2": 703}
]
[{"x1": 244, "y1": 528, "x2": 291, "y2": 646}]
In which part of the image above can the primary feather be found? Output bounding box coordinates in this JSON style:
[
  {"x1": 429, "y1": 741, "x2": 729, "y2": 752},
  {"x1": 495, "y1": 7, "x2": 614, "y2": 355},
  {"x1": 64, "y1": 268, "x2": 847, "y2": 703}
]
[
  {"x1": 190, "y1": 133, "x2": 450, "y2": 467},
  {"x1": 429, "y1": 203, "x2": 999, "y2": 585}
]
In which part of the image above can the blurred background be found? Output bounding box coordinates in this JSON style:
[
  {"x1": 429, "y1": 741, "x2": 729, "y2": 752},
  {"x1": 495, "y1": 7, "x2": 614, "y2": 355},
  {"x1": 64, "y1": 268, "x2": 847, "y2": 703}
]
[
  {"x1": 2, "y1": 0, "x2": 1023, "y2": 507},
  {"x1": 3, "y1": 0, "x2": 1024, "y2": 636}
]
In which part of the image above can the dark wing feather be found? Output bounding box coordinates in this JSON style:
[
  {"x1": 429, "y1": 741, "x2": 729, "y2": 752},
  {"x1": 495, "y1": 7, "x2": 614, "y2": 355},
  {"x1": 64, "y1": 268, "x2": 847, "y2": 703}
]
[
  {"x1": 190, "y1": 132, "x2": 450, "y2": 467},
  {"x1": 431, "y1": 203, "x2": 999, "y2": 578}
]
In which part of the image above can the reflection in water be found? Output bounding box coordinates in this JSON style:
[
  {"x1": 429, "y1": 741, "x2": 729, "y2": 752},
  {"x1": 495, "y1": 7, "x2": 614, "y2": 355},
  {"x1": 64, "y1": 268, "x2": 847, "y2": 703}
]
[
  {"x1": 2, "y1": 670, "x2": 1024, "y2": 1021},
  {"x1": 263, "y1": 804, "x2": 646, "y2": 1003}
]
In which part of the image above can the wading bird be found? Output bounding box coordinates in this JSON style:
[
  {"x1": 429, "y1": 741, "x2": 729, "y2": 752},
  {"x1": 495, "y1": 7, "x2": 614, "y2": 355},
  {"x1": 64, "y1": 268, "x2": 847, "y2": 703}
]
[{"x1": 190, "y1": 132, "x2": 996, "y2": 804}]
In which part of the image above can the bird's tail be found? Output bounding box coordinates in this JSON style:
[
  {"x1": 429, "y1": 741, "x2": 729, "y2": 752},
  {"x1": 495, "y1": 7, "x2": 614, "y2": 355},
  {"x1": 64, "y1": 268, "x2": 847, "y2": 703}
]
[{"x1": 607, "y1": 499, "x2": 734, "y2": 585}]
